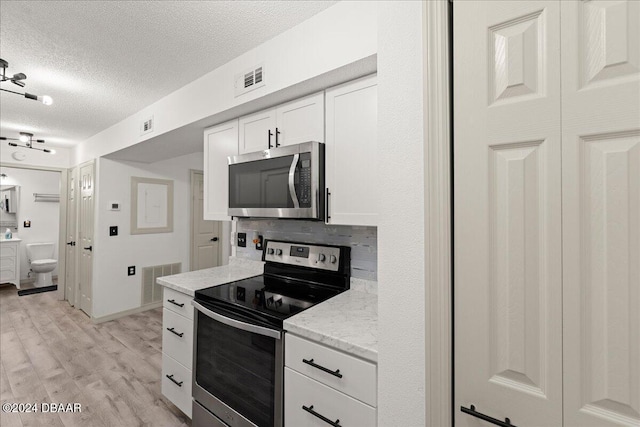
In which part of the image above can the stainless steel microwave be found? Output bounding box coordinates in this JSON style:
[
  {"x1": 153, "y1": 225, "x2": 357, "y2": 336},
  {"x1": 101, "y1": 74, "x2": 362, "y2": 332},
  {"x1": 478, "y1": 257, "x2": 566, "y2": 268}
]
[{"x1": 228, "y1": 141, "x2": 325, "y2": 220}]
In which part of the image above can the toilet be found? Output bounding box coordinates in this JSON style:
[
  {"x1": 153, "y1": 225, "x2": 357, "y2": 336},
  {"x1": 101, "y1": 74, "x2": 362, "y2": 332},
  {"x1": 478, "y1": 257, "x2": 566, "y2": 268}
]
[{"x1": 26, "y1": 243, "x2": 57, "y2": 287}]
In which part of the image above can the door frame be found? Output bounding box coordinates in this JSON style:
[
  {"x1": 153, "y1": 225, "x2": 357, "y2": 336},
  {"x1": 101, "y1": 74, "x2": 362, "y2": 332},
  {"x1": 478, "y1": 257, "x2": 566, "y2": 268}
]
[
  {"x1": 0, "y1": 161, "x2": 69, "y2": 302},
  {"x1": 423, "y1": 1, "x2": 452, "y2": 426}
]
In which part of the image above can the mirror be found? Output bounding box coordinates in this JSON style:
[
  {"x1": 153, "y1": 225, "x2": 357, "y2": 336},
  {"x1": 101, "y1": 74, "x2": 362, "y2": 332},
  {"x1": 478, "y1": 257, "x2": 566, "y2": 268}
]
[{"x1": 0, "y1": 185, "x2": 20, "y2": 230}]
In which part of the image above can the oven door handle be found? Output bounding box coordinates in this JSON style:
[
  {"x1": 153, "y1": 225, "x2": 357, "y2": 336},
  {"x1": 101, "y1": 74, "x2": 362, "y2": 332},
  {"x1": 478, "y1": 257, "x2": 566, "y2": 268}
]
[
  {"x1": 289, "y1": 153, "x2": 300, "y2": 209},
  {"x1": 192, "y1": 301, "x2": 282, "y2": 340}
]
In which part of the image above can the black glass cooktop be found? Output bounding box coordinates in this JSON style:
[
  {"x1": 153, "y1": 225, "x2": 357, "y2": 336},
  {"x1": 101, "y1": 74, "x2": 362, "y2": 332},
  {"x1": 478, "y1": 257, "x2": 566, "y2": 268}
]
[{"x1": 194, "y1": 274, "x2": 344, "y2": 328}]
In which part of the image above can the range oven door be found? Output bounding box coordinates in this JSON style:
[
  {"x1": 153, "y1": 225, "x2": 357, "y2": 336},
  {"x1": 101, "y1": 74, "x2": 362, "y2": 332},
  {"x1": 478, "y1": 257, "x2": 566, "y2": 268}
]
[
  {"x1": 227, "y1": 141, "x2": 325, "y2": 220},
  {"x1": 192, "y1": 301, "x2": 283, "y2": 427}
]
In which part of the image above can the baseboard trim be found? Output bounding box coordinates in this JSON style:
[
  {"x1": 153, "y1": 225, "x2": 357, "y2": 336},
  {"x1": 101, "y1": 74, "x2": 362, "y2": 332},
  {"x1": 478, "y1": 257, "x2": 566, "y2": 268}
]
[{"x1": 92, "y1": 302, "x2": 162, "y2": 324}]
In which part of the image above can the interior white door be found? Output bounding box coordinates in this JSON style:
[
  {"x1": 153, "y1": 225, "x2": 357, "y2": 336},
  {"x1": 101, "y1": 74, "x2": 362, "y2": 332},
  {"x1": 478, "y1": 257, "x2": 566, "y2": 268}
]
[
  {"x1": 191, "y1": 171, "x2": 221, "y2": 271},
  {"x1": 561, "y1": 1, "x2": 640, "y2": 426},
  {"x1": 454, "y1": 1, "x2": 563, "y2": 426},
  {"x1": 275, "y1": 92, "x2": 324, "y2": 146},
  {"x1": 65, "y1": 167, "x2": 77, "y2": 306},
  {"x1": 238, "y1": 108, "x2": 276, "y2": 154},
  {"x1": 78, "y1": 161, "x2": 94, "y2": 317}
]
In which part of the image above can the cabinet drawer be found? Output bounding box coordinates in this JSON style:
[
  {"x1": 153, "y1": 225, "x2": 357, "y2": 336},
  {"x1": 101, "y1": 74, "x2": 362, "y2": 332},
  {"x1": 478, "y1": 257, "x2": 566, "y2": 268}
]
[
  {"x1": 0, "y1": 257, "x2": 16, "y2": 269},
  {"x1": 0, "y1": 245, "x2": 17, "y2": 258},
  {"x1": 161, "y1": 353, "x2": 192, "y2": 418},
  {"x1": 285, "y1": 334, "x2": 377, "y2": 406},
  {"x1": 163, "y1": 288, "x2": 194, "y2": 320},
  {"x1": 0, "y1": 268, "x2": 16, "y2": 282},
  {"x1": 162, "y1": 308, "x2": 193, "y2": 369},
  {"x1": 285, "y1": 368, "x2": 376, "y2": 427}
]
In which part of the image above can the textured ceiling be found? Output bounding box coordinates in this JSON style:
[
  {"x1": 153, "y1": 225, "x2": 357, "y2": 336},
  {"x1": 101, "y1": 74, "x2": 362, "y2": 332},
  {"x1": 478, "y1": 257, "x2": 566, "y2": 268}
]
[{"x1": 0, "y1": 0, "x2": 337, "y2": 148}]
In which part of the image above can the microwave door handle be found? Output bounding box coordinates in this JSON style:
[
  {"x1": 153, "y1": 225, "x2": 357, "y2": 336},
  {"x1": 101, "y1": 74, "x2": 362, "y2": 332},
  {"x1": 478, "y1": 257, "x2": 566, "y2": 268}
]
[
  {"x1": 289, "y1": 153, "x2": 300, "y2": 209},
  {"x1": 192, "y1": 301, "x2": 282, "y2": 340}
]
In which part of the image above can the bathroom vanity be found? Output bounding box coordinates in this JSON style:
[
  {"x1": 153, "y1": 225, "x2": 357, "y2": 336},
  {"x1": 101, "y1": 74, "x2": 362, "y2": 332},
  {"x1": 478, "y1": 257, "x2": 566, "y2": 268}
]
[{"x1": 0, "y1": 238, "x2": 21, "y2": 289}]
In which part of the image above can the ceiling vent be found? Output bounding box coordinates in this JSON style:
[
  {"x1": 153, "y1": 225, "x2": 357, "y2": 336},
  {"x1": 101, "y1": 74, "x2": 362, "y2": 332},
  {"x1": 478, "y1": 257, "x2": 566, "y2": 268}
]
[
  {"x1": 140, "y1": 115, "x2": 154, "y2": 136},
  {"x1": 235, "y1": 64, "x2": 265, "y2": 97}
]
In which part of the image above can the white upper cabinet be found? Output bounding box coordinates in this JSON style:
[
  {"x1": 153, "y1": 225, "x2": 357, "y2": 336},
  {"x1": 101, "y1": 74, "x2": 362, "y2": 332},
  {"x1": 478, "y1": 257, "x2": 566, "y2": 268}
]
[
  {"x1": 238, "y1": 92, "x2": 324, "y2": 154},
  {"x1": 203, "y1": 119, "x2": 238, "y2": 221},
  {"x1": 325, "y1": 75, "x2": 377, "y2": 226},
  {"x1": 238, "y1": 109, "x2": 276, "y2": 154},
  {"x1": 275, "y1": 92, "x2": 325, "y2": 147}
]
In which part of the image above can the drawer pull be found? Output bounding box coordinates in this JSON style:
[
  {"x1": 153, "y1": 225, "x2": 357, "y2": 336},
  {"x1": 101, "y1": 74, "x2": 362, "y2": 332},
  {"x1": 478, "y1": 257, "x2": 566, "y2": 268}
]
[
  {"x1": 167, "y1": 299, "x2": 185, "y2": 307},
  {"x1": 302, "y1": 405, "x2": 341, "y2": 427},
  {"x1": 302, "y1": 358, "x2": 343, "y2": 378},
  {"x1": 166, "y1": 374, "x2": 183, "y2": 387},
  {"x1": 166, "y1": 327, "x2": 184, "y2": 337},
  {"x1": 460, "y1": 405, "x2": 515, "y2": 427}
]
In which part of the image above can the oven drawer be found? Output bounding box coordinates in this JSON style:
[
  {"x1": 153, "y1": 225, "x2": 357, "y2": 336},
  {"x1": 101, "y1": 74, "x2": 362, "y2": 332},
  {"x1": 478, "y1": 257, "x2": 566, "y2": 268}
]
[
  {"x1": 285, "y1": 333, "x2": 377, "y2": 407},
  {"x1": 285, "y1": 367, "x2": 376, "y2": 427},
  {"x1": 162, "y1": 353, "x2": 192, "y2": 418},
  {"x1": 163, "y1": 288, "x2": 194, "y2": 320},
  {"x1": 162, "y1": 308, "x2": 193, "y2": 369}
]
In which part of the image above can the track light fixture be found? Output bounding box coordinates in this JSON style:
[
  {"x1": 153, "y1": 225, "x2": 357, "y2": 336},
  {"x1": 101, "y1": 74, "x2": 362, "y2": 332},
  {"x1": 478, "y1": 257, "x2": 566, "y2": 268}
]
[
  {"x1": 0, "y1": 132, "x2": 56, "y2": 154},
  {"x1": 0, "y1": 58, "x2": 53, "y2": 105}
]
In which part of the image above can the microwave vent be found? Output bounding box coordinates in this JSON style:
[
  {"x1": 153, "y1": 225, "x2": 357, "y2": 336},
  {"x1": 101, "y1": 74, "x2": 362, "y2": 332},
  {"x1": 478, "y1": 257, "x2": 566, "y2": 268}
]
[{"x1": 235, "y1": 64, "x2": 265, "y2": 97}]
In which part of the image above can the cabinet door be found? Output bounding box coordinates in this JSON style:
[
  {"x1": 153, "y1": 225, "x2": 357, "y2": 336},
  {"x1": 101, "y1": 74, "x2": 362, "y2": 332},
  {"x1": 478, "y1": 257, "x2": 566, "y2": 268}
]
[
  {"x1": 454, "y1": 2, "x2": 563, "y2": 426},
  {"x1": 204, "y1": 120, "x2": 238, "y2": 221},
  {"x1": 561, "y1": 1, "x2": 640, "y2": 426},
  {"x1": 238, "y1": 109, "x2": 276, "y2": 154},
  {"x1": 275, "y1": 92, "x2": 324, "y2": 146},
  {"x1": 325, "y1": 75, "x2": 377, "y2": 226}
]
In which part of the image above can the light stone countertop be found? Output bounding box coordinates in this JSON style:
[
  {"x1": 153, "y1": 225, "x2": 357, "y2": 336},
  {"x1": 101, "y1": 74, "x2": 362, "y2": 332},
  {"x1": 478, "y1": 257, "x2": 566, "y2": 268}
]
[
  {"x1": 156, "y1": 257, "x2": 264, "y2": 296},
  {"x1": 284, "y1": 287, "x2": 378, "y2": 363},
  {"x1": 158, "y1": 258, "x2": 378, "y2": 362}
]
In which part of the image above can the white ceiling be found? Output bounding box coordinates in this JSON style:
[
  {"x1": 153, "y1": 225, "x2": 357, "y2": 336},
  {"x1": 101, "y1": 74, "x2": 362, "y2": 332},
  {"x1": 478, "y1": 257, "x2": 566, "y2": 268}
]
[{"x1": 0, "y1": 0, "x2": 337, "y2": 149}]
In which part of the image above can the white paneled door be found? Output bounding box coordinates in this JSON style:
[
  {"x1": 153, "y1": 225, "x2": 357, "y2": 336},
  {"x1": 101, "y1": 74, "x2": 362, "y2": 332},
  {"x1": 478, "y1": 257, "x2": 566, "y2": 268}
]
[
  {"x1": 454, "y1": 1, "x2": 563, "y2": 426},
  {"x1": 78, "y1": 161, "x2": 94, "y2": 317},
  {"x1": 561, "y1": 1, "x2": 640, "y2": 426},
  {"x1": 456, "y1": 1, "x2": 640, "y2": 426},
  {"x1": 190, "y1": 171, "x2": 221, "y2": 271},
  {"x1": 65, "y1": 167, "x2": 77, "y2": 306}
]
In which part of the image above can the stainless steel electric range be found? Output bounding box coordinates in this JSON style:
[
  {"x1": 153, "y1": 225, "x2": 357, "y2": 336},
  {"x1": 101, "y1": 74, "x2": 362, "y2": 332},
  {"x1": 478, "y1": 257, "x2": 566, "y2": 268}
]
[{"x1": 191, "y1": 240, "x2": 351, "y2": 427}]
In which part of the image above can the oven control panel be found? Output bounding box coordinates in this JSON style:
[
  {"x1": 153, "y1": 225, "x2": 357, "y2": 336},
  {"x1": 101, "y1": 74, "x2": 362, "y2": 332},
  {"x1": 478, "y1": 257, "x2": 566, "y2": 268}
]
[{"x1": 263, "y1": 240, "x2": 342, "y2": 272}]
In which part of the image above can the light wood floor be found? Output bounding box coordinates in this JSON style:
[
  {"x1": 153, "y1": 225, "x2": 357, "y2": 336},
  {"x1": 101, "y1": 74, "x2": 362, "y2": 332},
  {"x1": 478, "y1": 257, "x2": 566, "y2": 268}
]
[{"x1": 0, "y1": 284, "x2": 191, "y2": 427}]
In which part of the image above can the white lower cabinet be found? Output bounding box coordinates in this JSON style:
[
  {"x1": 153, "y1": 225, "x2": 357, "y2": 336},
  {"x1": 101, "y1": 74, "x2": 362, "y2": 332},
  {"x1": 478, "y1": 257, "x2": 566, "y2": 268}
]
[
  {"x1": 285, "y1": 334, "x2": 377, "y2": 427},
  {"x1": 161, "y1": 288, "x2": 193, "y2": 418},
  {"x1": 162, "y1": 353, "x2": 192, "y2": 418},
  {"x1": 0, "y1": 239, "x2": 21, "y2": 289}
]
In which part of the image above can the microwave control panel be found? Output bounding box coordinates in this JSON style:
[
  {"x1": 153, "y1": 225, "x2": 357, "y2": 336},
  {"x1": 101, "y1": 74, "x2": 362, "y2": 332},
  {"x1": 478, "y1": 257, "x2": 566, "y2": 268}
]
[
  {"x1": 297, "y1": 157, "x2": 312, "y2": 207},
  {"x1": 263, "y1": 241, "x2": 341, "y2": 272}
]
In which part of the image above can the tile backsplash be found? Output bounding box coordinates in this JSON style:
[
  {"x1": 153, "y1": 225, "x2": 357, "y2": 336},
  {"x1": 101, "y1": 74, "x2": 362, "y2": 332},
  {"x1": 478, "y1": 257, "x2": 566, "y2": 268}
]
[{"x1": 235, "y1": 219, "x2": 377, "y2": 281}]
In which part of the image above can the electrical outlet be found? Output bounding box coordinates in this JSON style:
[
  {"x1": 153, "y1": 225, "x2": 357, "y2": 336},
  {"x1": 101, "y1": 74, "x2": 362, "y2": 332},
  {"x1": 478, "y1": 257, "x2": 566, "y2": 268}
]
[
  {"x1": 255, "y1": 235, "x2": 263, "y2": 251},
  {"x1": 23, "y1": 220, "x2": 31, "y2": 228},
  {"x1": 128, "y1": 266, "x2": 135, "y2": 276},
  {"x1": 109, "y1": 226, "x2": 118, "y2": 236},
  {"x1": 237, "y1": 232, "x2": 246, "y2": 247}
]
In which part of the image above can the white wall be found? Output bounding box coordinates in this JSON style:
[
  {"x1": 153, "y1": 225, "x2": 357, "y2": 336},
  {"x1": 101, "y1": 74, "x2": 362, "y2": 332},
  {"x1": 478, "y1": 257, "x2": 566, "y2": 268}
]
[
  {"x1": 73, "y1": 1, "x2": 378, "y2": 164},
  {"x1": 0, "y1": 166, "x2": 61, "y2": 280},
  {"x1": 377, "y1": 2, "x2": 427, "y2": 426},
  {"x1": 1, "y1": 144, "x2": 71, "y2": 169},
  {"x1": 92, "y1": 152, "x2": 203, "y2": 318}
]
